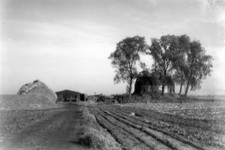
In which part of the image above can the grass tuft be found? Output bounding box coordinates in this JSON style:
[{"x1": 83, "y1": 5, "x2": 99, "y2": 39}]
[{"x1": 77, "y1": 106, "x2": 122, "y2": 150}]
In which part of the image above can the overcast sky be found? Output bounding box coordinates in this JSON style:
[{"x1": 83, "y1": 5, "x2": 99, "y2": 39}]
[{"x1": 1, "y1": 0, "x2": 225, "y2": 95}]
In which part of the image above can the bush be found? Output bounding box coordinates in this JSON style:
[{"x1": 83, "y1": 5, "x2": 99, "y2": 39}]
[
  {"x1": 162, "y1": 93, "x2": 180, "y2": 102},
  {"x1": 78, "y1": 127, "x2": 108, "y2": 149}
]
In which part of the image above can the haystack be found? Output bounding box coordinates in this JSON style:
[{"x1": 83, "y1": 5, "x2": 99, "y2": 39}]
[
  {"x1": 0, "y1": 80, "x2": 59, "y2": 110},
  {"x1": 17, "y1": 80, "x2": 57, "y2": 103}
]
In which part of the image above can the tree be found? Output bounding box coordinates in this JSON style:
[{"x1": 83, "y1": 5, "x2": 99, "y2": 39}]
[
  {"x1": 173, "y1": 66, "x2": 188, "y2": 95},
  {"x1": 149, "y1": 35, "x2": 181, "y2": 95},
  {"x1": 109, "y1": 36, "x2": 147, "y2": 96},
  {"x1": 184, "y1": 41, "x2": 213, "y2": 96},
  {"x1": 172, "y1": 35, "x2": 190, "y2": 95}
]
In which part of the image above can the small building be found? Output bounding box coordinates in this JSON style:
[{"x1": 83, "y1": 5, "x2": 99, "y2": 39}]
[{"x1": 56, "y1": 90, "x2": 85, "y2": 102}]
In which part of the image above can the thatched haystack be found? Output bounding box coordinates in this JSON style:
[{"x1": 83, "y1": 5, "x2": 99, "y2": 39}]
[
  {"x1": 17, "y1": 80, "x2": 57, "y2": 103},
  {"x1": 0, "y1": 80, "x2": 57, "y2": 110}
]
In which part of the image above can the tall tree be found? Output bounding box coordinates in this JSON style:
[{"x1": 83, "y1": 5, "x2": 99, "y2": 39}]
[
  {"x1": 173, "y1": 65, "x2": 188, "y2": 95},
  {"x1": 184, "y1": 41, "x2": 213, "y2": 96},
  {"x1": 149, "y1": 35, "x2": 181, "y2": 95},
  {"x1": 109, "y1": 36, "x2": 147, "y2": 96},
  {"x1": 173, "y1": 35, "x2": 190, "y2": 95}
]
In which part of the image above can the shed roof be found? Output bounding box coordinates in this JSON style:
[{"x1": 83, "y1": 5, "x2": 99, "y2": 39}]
[{"x1": 56, "y1": 89, "x2": 84, "y2": 95}]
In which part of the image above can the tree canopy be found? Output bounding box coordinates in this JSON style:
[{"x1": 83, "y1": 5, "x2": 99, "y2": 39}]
[
  {"x1": 184, "y1": 40, "x2": 213, "y2": 96},
  {"x1": 108, "y1": 36, "x2": 147, "y2": 96},
  {"x1": 109, "y1": 34, "x2": 213, "y2": 98},
  {"x1": 148, "y1": 35, "x2": 182, "y2": 95}
]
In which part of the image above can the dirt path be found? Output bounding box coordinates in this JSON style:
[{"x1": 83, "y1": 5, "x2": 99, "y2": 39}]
[{"x1": 0, "y1": 104, "x2": 89, "y2": 150}]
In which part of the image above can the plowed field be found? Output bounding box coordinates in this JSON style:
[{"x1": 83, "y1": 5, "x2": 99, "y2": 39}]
[{"x1": 89, "y1": 104, "x2": 225, "y2": 150}]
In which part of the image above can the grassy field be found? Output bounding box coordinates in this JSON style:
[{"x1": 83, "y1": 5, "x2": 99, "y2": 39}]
[
  {"x1": 0, "y1": 108, "x2": 63, "y2": 142},
  {"x1": 120, "y1": 101, "x2": 225, "y2": 120},
  {"x1": 0, "y1": 94, "x2": 58, "y2": 110},
  {"x1": 188, "y1": 95, "x2": 225, "y2": 101}
]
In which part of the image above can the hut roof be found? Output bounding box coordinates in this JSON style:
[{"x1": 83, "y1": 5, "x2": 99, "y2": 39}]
[{"x1": 56, "y1": 89, "x2": 84, "y2": 95}]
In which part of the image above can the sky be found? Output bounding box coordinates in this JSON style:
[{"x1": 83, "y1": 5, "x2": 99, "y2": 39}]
[{"x1": 0, "y1": 0, "x2": 225, "y2": 95}]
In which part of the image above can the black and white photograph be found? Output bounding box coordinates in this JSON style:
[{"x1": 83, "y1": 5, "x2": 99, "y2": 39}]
[{"x1": 0, "y1": 0, "x2": 225, "y2": 149}]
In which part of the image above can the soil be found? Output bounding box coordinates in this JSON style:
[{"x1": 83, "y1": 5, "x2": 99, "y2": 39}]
[
  {"x1": 0, "y1": 104, "x2": 92, "y2": 150},
  {"x1": 89, "y1": 105, "x2": 225, "y2": 150},
  {"x1": 1, "y1": 102, "x2": 224, "y2": 150}
]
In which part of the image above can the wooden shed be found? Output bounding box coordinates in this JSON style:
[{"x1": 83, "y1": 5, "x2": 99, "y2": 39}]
[{"x1": 56, "y1": 90, "x2": 85, "y2": 102}]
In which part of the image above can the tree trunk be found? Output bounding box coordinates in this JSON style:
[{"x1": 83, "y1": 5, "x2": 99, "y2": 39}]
[
  {"x1": 173, "y1": 84, "x2": 175, "y2": 93},
  {"x1": 129, "y1": 78, "x2": 133, "y2": 97},
  {"x1": 184, "y1": 81, "x2": 189, "y2": 96},
  {"x1": 161, "y1": 83, "x2": 165, "y2": 95},
  {"x1": 161, "y1": 69, "x2": 166, "y2": 96},
  {"x1": 179, "y1": 83, "x2": 183, "y2": 95},
  {"x1": 169, "y1": 86, "x2": 172, "y2": 93}
]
